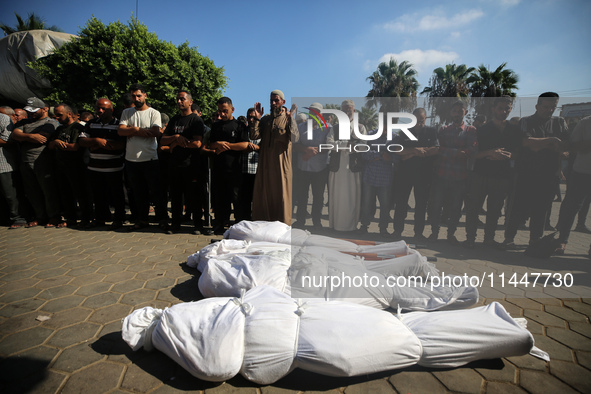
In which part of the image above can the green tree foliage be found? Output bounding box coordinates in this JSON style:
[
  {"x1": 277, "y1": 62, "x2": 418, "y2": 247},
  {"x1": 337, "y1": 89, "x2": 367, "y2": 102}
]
[
  {"x1": 358, "y1": 104, "x2": 378, "y2": 131},
  {"x1": 422, "y1": 64, "x2": 474, "y2": 124},
  {"x1": 366, "y1": 58, "x2": 418, "y2": 112},
  {"x1": 31, "y1": 17, "x2": 226, "y2": 116},
  {"x1": 0, "y1": 12, "x2": 63, "y2": 36},
  {"x1": 468, "y1": 63, "x2": 519, "y2": 117}
]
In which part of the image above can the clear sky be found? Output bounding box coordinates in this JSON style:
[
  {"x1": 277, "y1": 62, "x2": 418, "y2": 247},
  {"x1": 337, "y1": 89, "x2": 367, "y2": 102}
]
[{"x1": 3, "y1": 0, "x2": 590, "y2": 116}]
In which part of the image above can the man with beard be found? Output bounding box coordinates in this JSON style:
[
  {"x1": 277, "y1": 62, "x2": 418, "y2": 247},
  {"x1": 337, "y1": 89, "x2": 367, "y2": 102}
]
[
  {"x1": 118, "y1": 83, "x2": 164, "y2": 231},
  {"x1": 160, "y1": 90, "x2": 207, "y2": 234},
  {"x1": 250, "y1": 90, "x2": 299, "y2": 225}
]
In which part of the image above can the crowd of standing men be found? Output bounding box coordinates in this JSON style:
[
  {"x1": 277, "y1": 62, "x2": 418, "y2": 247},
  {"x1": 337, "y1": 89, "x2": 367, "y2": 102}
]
[
  {"x1": 0, "y1": 85, "x2": 297, "y2": 236},
  {"x1": 0, "y1": 87, "x2": 590, "y2": 256},
  {"x1": 293, "y1": 94, "x2": 591, "y2": 257}
]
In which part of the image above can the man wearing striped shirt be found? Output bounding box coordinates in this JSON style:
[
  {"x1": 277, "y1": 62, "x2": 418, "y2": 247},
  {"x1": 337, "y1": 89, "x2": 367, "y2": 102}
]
[{"x1": 79, "y1": 98, "x2": 126, "y2": 229}]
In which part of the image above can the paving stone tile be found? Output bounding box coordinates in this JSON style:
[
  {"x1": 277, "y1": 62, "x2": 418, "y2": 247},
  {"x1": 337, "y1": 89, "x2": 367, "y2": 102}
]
[
  {"x1": 126, "y1": 262, "x2": 154, "y2": 272},
  {"x1": 506, "y1": 297, "x2": 544, "y2": 311},
  {"x1": 485, "y1": 381, "x2": 527, "y2": 394},
  {"x1": 546, "y1": 327, "x2": 591, "y2": 351},
  {"x1": 41, "y1": 295, "x2": 85, "y2": 313},
  {"x1": 76, "y1": 282, "x2": 112, "y2": 296},
  {"x1": 564, "y1": 300, "x2": 591, "y2": 317},
  {"x1": 98, "y1": 320, "x2": 123, "y2": 337},
  {"x1": 344, "y1": 379, "x2": 395, "y2": 393},
  {"x1": 67, "y1": 265, "x2": 100, "y2": 277},
  {"x1": 103, "y1": 271, "x2": 136, "y2": 283},
  {"x1": 0, "y1": 311, "x2": 41, "y2": 335},
  {"x1": 145, "y1": 276, "x2": 176, "y2": 290},
  {"x1": 433, "y1": 368, "x2": 484, "y2": 393},
  {"x1": 0, "y1": 326, "x2": 53, "y2": 356},
  {"x1": 51, "y1": 342, "x2": 105, "y2": 372},
  {"x1": 531, "y1": 334, "x2": 574, "y2": 362},
  {"x1": 519, "y1": 369, "x2": 578, "y2": 393},
  {"x1": 389, "y1": 371, "x2": 448, "y2": 393},
  {"x1": 120, "y1": 289, "x2": 157, "y2": 305},
  {"x1": 111, "y1": 279, "x2": 144, "y2": 293},
  {"x1": 570, "y1": 321, "x2": 591, "y2": 339},
  {"x1": 118, "y1": 256, "x2": 148, "y2": 265},
  {"x1": 0, "y1": 298, "x2": 46, "y2": 318},
  {"x1": 61, "y1": 361, "x2": 124, "y2": 393},
  {"x1": 23, "y1": 370, "x2": 67, "y2": 394},
  {"x1": 68, "y1": 273, "x2": 107, "y2": 286},
  {"x1": 576, "y1": 350, "x2": 591, "y2": 370},
  {"x1": 1, "y1": 263, "x2": 32, "y2": 273},
  {"x1": 37, "y1": 285, "x2": 77, "y2": 300},
  {"x1": 545, "y1": 304, "x2": 589, "y2": 322},
  {"x1": 476, "y1": 359, "x2": 516, "y2": 382},
  {"x1": 259, "y1": 387, "x2": 299, "y2": 394},
  {"x1": 0, "y1": 270, "x2": 37, "y2": 282},
  {"x1": 121, "y1": 353, "x2": 178, "y2": 392},
  {"x1": 88, "y1": 254, "x2": 117, "y2": 264},
  {"x1": 41, "y1": 307, "x2": 92, "y2": 329},
  {"x1": 529, "y1": 297, "x2": 563, "y2": 306},
  {"x1": 97, "y1": 264, "x2": 127, "y2": 274},
  {"x1": 204, "y1": 382, "x2": 258, "y2": 393},
  {"x1": 0, "y1": 287, "x2": 41, "y2": 303},
  {"x1": 506, "y1": 354, "x2": 548, "y2": 371},
  {"x1": 135, "y1": 269, "x2": 166, "y2": 281},
  {"x1": 88, "y1": 304, "x2": 132, "y2": 324},
  {"x1": 34, "y1": 267, "x2": 70, "y2": 279},
  {"x1": 47, "y1": 322, "x2": 101, "y2": 348},
  {"x1": 32, "y1": 260, "x2": 65, "y2": 271},
  {"x1": 0, "y1": 345, "x2": 58, "y2": 378},
  {"x1": 549, "y1": 359, "x2": 591, "y2": 393},
  {"x1": 0, "y1": 278, "x2": 40, "y2": 293},
  {"x1": 34, "y1": 275, "x2": 73, "y2": 289},
  {"x1": 524, "y1": 309, "x2": 567, "y2": 328},
  {"x1": 82, "y1": 292, "x2": 121, "y2": 309}
]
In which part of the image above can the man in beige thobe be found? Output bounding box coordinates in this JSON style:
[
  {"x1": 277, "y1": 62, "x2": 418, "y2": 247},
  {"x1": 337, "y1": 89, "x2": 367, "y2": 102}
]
[{"x1": 250, "y1": 90, "x2": 299, "y2": 225}]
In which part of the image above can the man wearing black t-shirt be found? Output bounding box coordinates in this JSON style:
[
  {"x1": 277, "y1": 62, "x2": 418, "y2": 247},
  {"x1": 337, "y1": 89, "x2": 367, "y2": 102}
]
[
  {"x1": 393, "y1": 107, "x2": 439, "y2": 240},
  {"x1": 504, "y1": 92, "x2": 569, "y2": 247},
  {"x1": 49, "y1": 104, "x2": 93, "y2": 227},
  {"x1": 160, "y1": 91, "x2": 206, "y2": 234},
  {"x1": 208, "y1": 97, "x2": 248, "y2": 234},
  {"x1": 464, "y1": 97, "x2": 521, "y2": 248}
]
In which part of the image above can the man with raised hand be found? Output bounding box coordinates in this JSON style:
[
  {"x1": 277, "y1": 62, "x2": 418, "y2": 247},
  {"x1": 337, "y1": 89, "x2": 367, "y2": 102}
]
[
  {"x1": 250, "y1": 90, "x2": 299, "y2": 225},
  {"x1": 118, "y1": 83, "x2": 164, "y2": 231}
]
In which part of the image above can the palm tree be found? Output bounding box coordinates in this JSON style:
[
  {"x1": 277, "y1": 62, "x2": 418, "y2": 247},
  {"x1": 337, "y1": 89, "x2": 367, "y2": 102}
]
[
  {"x1": 358, "y1": 104, "x2": 378, "y2": 131},
  {"x1": 366, "y1": 58, "x2": 418, "y2": 112},
  {"x1": 421, "y1": 63, "x2": 475, "y2": 124},
  {"x1": 468, "y1": 63, "x2": 519, "y2": 117},
  {"x1": 0, "y1": 12, "x2": 62, "y2": 36}
]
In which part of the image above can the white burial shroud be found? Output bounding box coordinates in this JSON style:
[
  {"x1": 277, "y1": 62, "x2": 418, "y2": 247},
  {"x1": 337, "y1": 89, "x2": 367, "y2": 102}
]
[
  {"x1": 188, "y1": 237, "x2": 479, "y2": 312},
  {"x1": 122, "y1": 285, "x2": 542, "y2": 384}
]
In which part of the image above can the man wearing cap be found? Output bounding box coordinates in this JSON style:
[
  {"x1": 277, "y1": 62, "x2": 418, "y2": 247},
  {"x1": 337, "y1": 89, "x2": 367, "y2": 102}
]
[
  {"x1": 0, "y1": 112, "x2": 27, "y2": 228},
  {"x1": 11, "y1": 97, "x2": 62, "y2": 227},
  {"x1": 250, "y1": 90, "x2": 299, "y2": 225},
  {"x1": 294, "y1": 102, "x2": 330, "y2": 227}
]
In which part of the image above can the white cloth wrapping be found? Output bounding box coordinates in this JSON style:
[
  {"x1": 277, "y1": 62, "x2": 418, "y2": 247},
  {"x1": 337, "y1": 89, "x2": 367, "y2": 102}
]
[
  {"x1": 122, "y1": 286, "x2": 538, "y2": 384},
  {"x1": 402, "y1": 302, "x2": 547, "y2": 367},
  {"x1": 192, "y1": 241, "x2": 476, "y2": 312}
]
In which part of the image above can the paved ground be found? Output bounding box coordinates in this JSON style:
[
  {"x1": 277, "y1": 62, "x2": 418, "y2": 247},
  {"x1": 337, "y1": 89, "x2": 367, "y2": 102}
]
[{"x1": 0, "y1": 198, "x2": 590, "y2": 393}]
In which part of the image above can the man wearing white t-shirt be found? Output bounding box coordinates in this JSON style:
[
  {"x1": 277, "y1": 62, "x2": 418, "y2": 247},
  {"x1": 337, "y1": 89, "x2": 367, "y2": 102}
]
[{"x1": 118, "y1": 83, "x2": 165, "y2": 230}]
